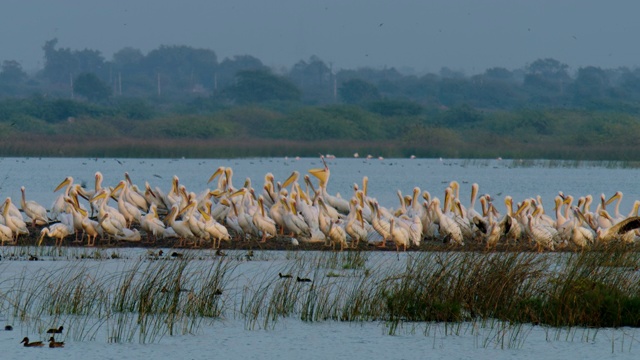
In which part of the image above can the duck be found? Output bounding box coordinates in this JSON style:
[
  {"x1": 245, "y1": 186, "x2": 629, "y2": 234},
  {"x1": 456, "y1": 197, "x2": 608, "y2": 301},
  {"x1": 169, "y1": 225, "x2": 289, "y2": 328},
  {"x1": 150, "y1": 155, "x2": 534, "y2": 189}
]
[
  {"x1": 48, "y1": 336, "x2": 64, "y2": 348},
  {"x1": 47, "y1": 325, "x2": 64, "y2": 334},
  {"x1": 296, "y1": 276, "x2": 312, "y2": 283},
  {"x1": 20, "y1": 337, "x2": 44, "y2": 347}
]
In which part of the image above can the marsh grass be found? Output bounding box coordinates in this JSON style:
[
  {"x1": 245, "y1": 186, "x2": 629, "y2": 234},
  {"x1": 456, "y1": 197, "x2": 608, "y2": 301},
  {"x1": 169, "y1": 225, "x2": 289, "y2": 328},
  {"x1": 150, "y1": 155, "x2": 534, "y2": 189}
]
[
  {"x1": 0, "y1": 255, "x2": 236, "y2": 343},
  {"x1": 2, "y1": 247, "x2": 640, "y2": 345}
]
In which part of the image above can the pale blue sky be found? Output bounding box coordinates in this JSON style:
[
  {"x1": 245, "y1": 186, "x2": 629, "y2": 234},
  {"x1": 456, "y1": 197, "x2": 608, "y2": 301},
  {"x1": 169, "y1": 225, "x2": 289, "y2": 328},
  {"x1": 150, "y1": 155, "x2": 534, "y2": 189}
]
[{"x1": 2, "y1": 0, "x2": 639, "y2": 74}]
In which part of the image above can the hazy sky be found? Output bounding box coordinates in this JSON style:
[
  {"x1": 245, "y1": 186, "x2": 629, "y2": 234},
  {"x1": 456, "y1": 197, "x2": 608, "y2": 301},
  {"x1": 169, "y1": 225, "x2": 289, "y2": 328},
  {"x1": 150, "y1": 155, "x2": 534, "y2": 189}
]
[{"x1": 3, "y1": 0, "x2": 640, "y2": 75}]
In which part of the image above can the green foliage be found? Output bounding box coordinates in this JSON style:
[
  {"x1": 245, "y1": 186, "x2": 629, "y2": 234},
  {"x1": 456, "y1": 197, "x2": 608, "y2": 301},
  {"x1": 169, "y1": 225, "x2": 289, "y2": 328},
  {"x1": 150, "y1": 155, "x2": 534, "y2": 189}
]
[
  {"x1": 74, "y1": 73, "x2": 112, "y2": 102},
  {"x1": 225, "y1": 70, "x2": 301, "y2": 104},
  {"x1": 367, "y1": 99, "x2": 423, "y2": 116},
  {"x1": 339, "y1": 79, "x2": 381, "y2": 104}
]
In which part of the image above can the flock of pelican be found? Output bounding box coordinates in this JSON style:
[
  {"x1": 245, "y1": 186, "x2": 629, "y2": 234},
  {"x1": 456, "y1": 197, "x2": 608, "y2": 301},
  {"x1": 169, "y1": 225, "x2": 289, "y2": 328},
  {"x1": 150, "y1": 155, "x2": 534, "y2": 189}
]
[{"x1": 3, "y1": 156, "x2": 640, "y2": 252}]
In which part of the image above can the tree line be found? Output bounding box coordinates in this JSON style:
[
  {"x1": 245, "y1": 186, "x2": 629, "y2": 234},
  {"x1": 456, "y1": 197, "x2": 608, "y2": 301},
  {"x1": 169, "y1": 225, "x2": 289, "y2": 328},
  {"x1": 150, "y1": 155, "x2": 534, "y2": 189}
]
[{"x1": 1, "y1": 39, "x2": 640, "y2": 159}]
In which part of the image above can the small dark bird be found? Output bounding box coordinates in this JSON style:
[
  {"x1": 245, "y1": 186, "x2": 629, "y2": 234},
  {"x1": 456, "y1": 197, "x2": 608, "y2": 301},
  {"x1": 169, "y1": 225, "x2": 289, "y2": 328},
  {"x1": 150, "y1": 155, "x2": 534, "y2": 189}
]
[
  {"x1": 279, "y1": 273, "x2": 292, "y2": 279},
  {"x1": 296, "y1": 276, "x2": 312, "y2": 283},
  {"x1": 20, "y1": 337, "x2": 44, "y2": 347},
  {"x1": 171, "y1": 252, "x2": 183, "y2": 258},
  {"x1": 4, "y1": 325, "x2": 12, "y2": 331},
  {"x1": 213, "y1": 288, "x2": 223, "y2": 296},
  {"x1": 28, "y1": 255, "x2": 38, "y2": 261},
  {"x1": 46, "y1": 326, "x2": 63, "y2": 334},
  {"x1": 48, "y1": 336, "x2": 64, "y2": 348}
]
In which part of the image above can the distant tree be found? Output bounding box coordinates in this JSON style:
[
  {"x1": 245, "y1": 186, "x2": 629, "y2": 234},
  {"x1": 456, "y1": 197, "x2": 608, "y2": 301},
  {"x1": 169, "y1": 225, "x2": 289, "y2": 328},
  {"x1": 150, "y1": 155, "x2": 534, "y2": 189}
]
[
  {"x1": 225, "y1": 69, "x2": 300, "y2": 104},
  {"x1": 74, "y1": 73, "x2": 111, "y2": 102},
  {"x1": 368, "y1": 99, "x2": 423, "y2": 116},
  {"x1": 484, "y1": 67, "x2": 514, "y2": 81},
  {"x1": 141, "y1": 45, "x2": 218, "y2": 90},
  {"x1": 524, "y1": 58, "x2": 571, "y2": 92},
  {"x1": 216, "y1": 55, "x2": 266, "y2": 90},
  {"x1": 0, "y1": 60, "x2": 28, "y2": 84},
  {"x1": 572, "y1": 66, "x2": 610, "y2": 105},
  {"x1": 339, "y1": 79, "x2": 381, "y2": 104},
  {"x1": 288, "y1": 56, "x2": 334, "y2": 103},
  {"x1": 41, "y1": 38, "x2": 106, "y2": 84}
]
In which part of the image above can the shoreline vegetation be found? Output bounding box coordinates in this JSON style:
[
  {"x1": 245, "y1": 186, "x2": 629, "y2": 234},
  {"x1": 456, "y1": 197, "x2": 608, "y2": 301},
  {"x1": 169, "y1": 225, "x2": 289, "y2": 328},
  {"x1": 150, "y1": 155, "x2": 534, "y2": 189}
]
[
  {"x1": 3, "y1": 107, "x2": 640, "y2": 160},
  {"x1": 2, "y1": 245, "x2": 640, "y2": 346}
]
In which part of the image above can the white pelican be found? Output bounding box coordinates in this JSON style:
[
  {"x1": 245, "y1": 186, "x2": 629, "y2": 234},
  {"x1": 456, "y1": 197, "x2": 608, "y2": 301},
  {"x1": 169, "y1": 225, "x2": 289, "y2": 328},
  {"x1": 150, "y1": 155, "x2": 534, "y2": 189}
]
[
  {"x1": 165, "y1": 204, "x2": 195, "y2": 246},
  {"x1": 596, "y1": 213, "x2": 640, "y2": 243},
  {"x1": 282, "y1": 198, "x2": 311, "y2": 238},
  {"x1": 3, "y1": 197, "x2": 28, "y2": 241},
  {"x1": 526, "y1": 214, "x2": 556, "y2": 252},
  {"x1": 113, "y1": 180, "x2": 142, "y2": 227},
  {"x1": 308, "y1": 156, "x2": 350, "y2": 214},
  {"x1": 0, "y1": 223, "x2": 12, "y2": 245},
  {"x1": 98, "y1": 212, "x2": 125, "y2": 241},
  {"x1": 140, "y1": 203, "x2": 166, "y2": 243},
  {"x1": 124, "y1": 172, "x2": 149, "y2": 211},
  {"x1": 38, "y1": 222, "x2": 73, "y2": 246},
  {"x1": 431, "y1": 198, "x2": 464, "y2": 246},
  {"x1": 179, "y1": 197, "x2": 210, "y2": 246},
  {"x1": 51, "y1": 176, "x2": 74, "y2": 221},
  {"x1": 368, "y1": 200, "x2": 391, "y2": 247},
  {"x1": 388, "y1": 217, "x2": 410, "y2": 252},
  {"x1": 198, "y1": 206, "x2": 231, "y2": 248},
  {"x1": 570, "y1": 207, "x2": 595, "y2": 249},
  {"x1": 253, "y1": 195, "x2": 276, "y2": 242},
  {"x1": 81, "y1": 213, "x2": 102, "y2": 246},
  {"x1": 327, "y1": 219, "x2": 348, "y2": 251},
  {"x1": 345, "y1": 202, "x2": 368, "y2": 248},
  {"x1": 20, "y1": 186, "x2": 49, "y2": 227},
  {"x1": 92, "y1": 189, "x2": 127, "y2": 231}
]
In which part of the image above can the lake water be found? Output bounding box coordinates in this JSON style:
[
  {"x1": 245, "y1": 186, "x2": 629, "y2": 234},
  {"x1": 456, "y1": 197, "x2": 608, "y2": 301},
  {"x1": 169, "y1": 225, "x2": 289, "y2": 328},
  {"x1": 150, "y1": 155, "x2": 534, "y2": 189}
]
[
  {"x1": 3, "y1": 157, "x2": 640, "y2": 215},
  {"x1": 1, "y1": 157, "x2": 640, "y2": 359}
]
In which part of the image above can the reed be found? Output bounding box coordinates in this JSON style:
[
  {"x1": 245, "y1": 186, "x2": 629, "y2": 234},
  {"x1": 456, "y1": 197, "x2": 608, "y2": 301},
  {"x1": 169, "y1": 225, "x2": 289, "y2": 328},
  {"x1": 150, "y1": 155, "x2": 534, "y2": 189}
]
[{"x1": 1, "y1": 247, "x2": 640, "y2": 346}]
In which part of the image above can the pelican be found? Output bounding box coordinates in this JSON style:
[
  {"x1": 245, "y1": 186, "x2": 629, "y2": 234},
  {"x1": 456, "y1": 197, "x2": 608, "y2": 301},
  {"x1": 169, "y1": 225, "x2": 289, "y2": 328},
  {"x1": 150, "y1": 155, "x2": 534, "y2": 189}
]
[
  {"x1": 327, "y1": 219, "x2": 348, "y2": 251},
  {"x1": 51, "y1": 176, "x2": 74, "y2": 221},
  {"x1": 431, "y1": 198, "x2": 464, "y2": 246},
  {"x1": 124, "y1": 172, "x2": 149, "y2": 211},
  {"x1": 98, "y1": 212, "x2": 125, "y2": 241},
  {"x1": 526, "y1": 214, "x2": 556, "y2": 252},
  {"x1": 20, "y1": 186, "x2": 49, "y2": 227},
  {"x1": 345, "y1": 202, "x2": 369, "y2": 248},
  {"x1": 308, "y1": 156, "x2": 350, "y2": 214},
  {"x1": 165, "y1": 204, "x2": 195, "y2": 246},
  {"x1": 198, "y1": 206, "x2": 231, "y2": 248},
  {"x1": 368, "y1": 200, "x2": 391, "y2": 247},
  {"x1": 179, "y1": 197, "x2": 210, "y2": 246},
  {"x1": 388, "y1": 217, "x2": 410, "y2": 252},
  {"x1": 38, "y1": 222, "x2": 73, "y2": 246},
  {"x1": 140, "y1": 203, "x2": 166, "y2": 243},
  {"x1": 92, "y1": 189, "x2": 127, "y2": 231},
  {"x1": 113, "y1": 180, "x2": 142, "y2": 227},
  {"x1": 570, "y1": 207, "x2": 595, "y2": 249},
  {"x1": 0, "y1": 222, "x2": 13, "y2": 245},
  {"x1": 596, "y1": 214, "x2": 640, "y2": 243},
  {"x1": 253, "y1": 195, "x2": 276, "y2": 242},
  {"x1": 3, "y1": 197, "x2": 28, "y2": 241}
]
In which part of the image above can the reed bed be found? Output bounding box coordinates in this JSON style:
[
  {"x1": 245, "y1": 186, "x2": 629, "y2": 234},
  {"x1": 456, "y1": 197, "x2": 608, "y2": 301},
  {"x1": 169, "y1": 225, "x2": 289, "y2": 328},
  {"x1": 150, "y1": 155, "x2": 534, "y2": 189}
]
[
  {"x1": 0, "y1": 254, "x2": 237, "y2": 343},
  {"x1": 1, "y1": 247, "x2": 639, "y2": 346}
]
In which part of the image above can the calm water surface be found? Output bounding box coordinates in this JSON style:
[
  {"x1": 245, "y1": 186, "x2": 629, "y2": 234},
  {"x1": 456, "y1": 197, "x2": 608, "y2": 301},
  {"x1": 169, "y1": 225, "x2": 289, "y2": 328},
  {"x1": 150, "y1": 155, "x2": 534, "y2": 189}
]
[{"x1": 2, "y1": 157, "x2": 640, "y2": 215}]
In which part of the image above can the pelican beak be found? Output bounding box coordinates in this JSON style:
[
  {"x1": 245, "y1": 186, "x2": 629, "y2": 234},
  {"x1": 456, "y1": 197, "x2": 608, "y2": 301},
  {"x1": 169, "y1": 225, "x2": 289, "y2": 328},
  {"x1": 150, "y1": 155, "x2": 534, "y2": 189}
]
[
  {"x1": 177, "y1": 201, "x2": 194, "y2": 217},
  {"x1": 54, "y1": 177, "x2": 71, "y2": 192},
  {"x1": 308, "y1": 168, "x2": 327, "y2": 186},
  {"x1": 282, "y1": 171, "x2": 299, "y2": 189},
  {"x1": 605, "y1": 192, "x2": 620, "y2": 206},
  {"x1": 208, "y1": 167, "x2": 225, "y2": 184}
]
